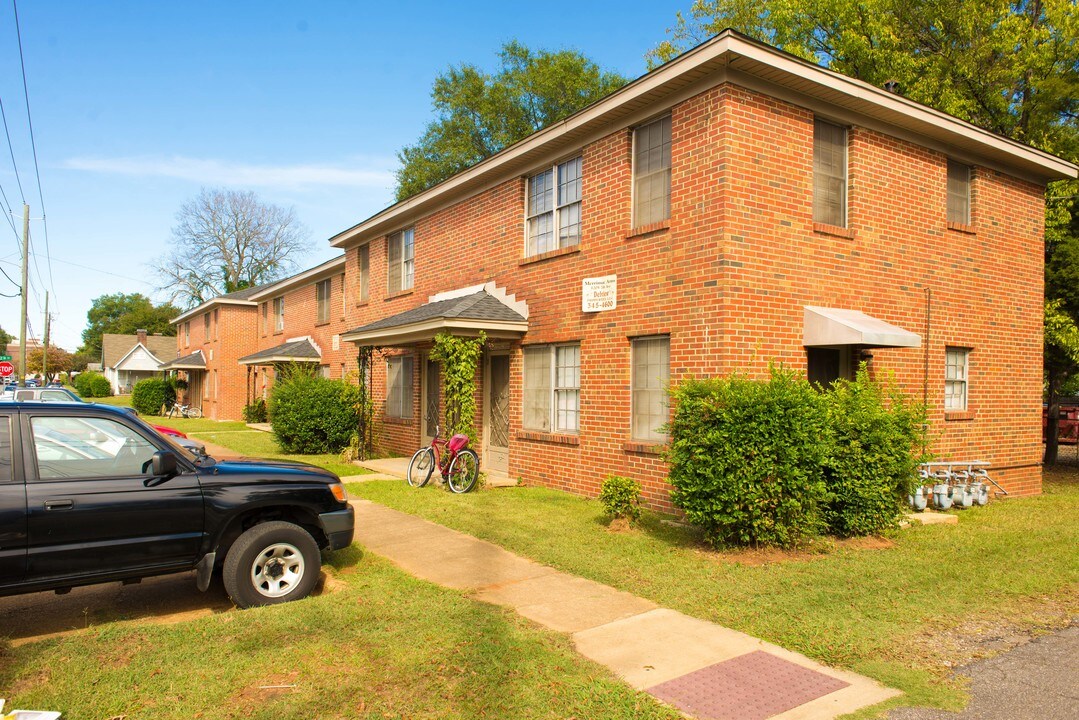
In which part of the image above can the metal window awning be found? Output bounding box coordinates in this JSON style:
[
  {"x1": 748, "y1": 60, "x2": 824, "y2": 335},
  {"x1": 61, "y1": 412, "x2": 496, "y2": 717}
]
[{"x1": 803, "y1": 306, "x2": 921, "y2": 348}]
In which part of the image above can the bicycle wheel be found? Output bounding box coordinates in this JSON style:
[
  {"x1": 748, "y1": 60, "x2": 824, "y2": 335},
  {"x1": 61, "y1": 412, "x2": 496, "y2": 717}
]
[
  {"x1": 187, "y1": 406, "x2": 203, "y2": 419},
  {"x1": 446, "y1": 448, "x2": 479, "y2": 494},
  {"x1": 167, "y1": 405, "x2": 177, "y2": 419},
  {"x1": 407, "y1": 447, "x2": 435, "y2": 488}
]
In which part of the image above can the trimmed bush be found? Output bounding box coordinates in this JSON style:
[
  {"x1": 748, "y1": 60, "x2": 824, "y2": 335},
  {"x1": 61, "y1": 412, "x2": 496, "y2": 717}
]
[
  {"x1": 73, "y1": 371, "x2": 112, "y2": 398},
  {"x1": 599, "y1": 475, "x2": 643, "y2": 521},
  {"x1": 269, "y1": 375, "x2": 361, "y2": 454},
  {"x1": 822, "y1": 367, "x2": 927, "y2": 537},
  {"x1": 243, "y1": 399, "x2": 268, "y2": 423},
  {"x1": 666, "y1": 367, "x2": 830, "y2": 548},
  {"x1": 131, "y1": 377, "x2": 176, "y2": 415}
]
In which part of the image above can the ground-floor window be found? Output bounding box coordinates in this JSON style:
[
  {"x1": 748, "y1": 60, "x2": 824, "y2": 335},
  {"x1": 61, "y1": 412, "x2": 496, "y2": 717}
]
[
  {"x1": 945, "y1": 347, "x2": 969, "y2": 410},
  {"x1": 632, "y1": 336, "x2": 670, "y2": 442},
  {"x1": 386, "y1": 355, "x2": 414, "y2": 418},
  {"x1": 523, "y1": 343, "x2": 580, "y2": 433},
  {"x1": 807, "y1": 347, "x2": 851, "y2": 388}
]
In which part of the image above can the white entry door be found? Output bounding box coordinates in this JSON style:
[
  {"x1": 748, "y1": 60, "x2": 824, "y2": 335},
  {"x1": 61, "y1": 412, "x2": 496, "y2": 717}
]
[
  {"x1": 422, "y1": 357, "x2": 440, "y2": 446},
  {"x1": 485, "y1": 354, "x2": 510, "y2": 474}
]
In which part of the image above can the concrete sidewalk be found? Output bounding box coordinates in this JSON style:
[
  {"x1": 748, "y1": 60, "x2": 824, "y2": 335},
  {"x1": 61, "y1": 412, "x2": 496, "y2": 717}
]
[{"x1": 352, "y1": 499, "x2": 899, "y2": 720}]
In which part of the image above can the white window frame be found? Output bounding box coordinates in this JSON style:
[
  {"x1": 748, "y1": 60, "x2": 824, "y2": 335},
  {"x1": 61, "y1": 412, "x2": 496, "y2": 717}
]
[
  {"x1": 631, "y1": 336, "x2": 670, "y2": 442},
  {"x1": 944, "y1": 347, "x2": 969, "y2": 411},
  {"x1": 813, "y1": 118, "x2": 848, "y2": 227},
  {"x1": 273, "y1": 296, "x2": 284, "y2": 333},
  {"x1": 525, "y1": 156, "x2": 582, "y2": 257},
  {"x1": 632, "y1": 115, "x2": 672, "y2": 227},
  {"x1": 947, "y1": 160, "x2": 971, "y2": 225},
  {"x1": 316, "y1": 278, "x2": 332, "y2": 324},
  {"x1": 184, "y1": 321, "x2": 190, "y2": 346},
  {"x1": 522, "y1": 343, "x2": 580, "y2": 433},
  {"x1": 387, "y1": 228, "x2": 415, "y2": 294},
  {"x1": 386, "y1": 355, "x2": 414, "y2": 419}
]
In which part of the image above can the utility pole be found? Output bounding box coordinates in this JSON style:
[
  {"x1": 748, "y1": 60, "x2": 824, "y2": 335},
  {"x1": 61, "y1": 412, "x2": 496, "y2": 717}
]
[
  {"x1": 18, "y1": 203, "x2": 29, "y2": 388},
  {"x1": 42, "y1": 291, "x2": 50, "y2": 382}
]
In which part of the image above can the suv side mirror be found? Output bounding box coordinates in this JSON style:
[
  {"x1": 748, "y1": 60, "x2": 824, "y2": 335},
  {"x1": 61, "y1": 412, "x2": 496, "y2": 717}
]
[{"x1": 152, "y1": 450, "x2": 178, "y2": 478}]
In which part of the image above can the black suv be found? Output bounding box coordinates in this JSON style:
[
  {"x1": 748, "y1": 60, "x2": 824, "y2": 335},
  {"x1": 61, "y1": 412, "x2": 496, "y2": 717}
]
[{"x1": 0, "y1": 402, "x2": 354, "y2": 607}]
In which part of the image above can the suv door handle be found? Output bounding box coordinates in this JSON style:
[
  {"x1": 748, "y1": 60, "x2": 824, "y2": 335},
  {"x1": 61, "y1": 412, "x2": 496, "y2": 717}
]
[{"x1": 44, "y1": 499, "x2": 74, "y2": 511}]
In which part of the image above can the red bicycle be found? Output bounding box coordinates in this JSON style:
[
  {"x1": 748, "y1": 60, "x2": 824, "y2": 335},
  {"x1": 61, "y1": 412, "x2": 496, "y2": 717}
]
[{"x1": 407, "y1": 423, "x2": 480, "y2": 493}]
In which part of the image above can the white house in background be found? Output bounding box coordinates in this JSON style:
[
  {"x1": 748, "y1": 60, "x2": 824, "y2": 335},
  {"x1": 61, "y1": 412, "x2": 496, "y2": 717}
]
[{"x1": 101, "y1": 330, "x2": 176, "y2": 394}]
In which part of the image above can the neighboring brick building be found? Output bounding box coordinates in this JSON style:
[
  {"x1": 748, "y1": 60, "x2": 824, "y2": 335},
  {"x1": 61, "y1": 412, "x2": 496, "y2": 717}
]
[
  {"x1": 241, "y1": 256, "x2": 354, "y2": 398},
  {"x1": 322, "y1": 31, "x2": 1075, "y2": 506},
  {"x1": 161, "y1": 287, "x2": 262, "y2": 420}
]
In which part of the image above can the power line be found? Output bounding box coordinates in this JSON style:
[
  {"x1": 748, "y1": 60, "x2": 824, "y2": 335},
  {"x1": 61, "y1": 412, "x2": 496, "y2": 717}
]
[
  {"x1": 1, "y1": 254, "x2": 154, "y2": 286},
  {"x1": 12, "y1": 0, "x2": 55, "y2": 298},
  {"x1": 0, "y1": 182, "x2": 20, "y2": 239},
  {"x1": 0, "y1": 94, "x2": 25, "y2": 203}
]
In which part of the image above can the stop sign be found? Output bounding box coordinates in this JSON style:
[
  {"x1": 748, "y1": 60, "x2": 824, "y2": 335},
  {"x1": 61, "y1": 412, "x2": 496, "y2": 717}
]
[{"x1": 0, "y1": 361, "x2": 13, "y2": 377}]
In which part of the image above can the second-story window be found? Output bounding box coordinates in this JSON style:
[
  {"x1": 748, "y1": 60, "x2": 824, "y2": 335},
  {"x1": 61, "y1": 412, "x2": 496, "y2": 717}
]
[
  {"x1": 813, "y1": 118, "x2": 848, "y2": 227},
  {"x1": 184, "y1": 321, "x2": 190, "y2": 346},
  {"x1": 947, "y1": 160, "x2": 971, "y2": 225},
  {"x1": 526, "y1": 156, "x2": 582, "y2": 256},
  {"x1": 213, "y1": 309, "x2": 219, "y2": 341},
  {"x1": 316, "y1": 278, "x2": 331, "y2": 324},
  {"x1": 387, "y1": 228, "x2": 414, "y2": 294},
  {"x1": 203, "y1": 312, "x2": 210, "y2": 342},
  {"x1": 261, "y1": 302, "x2": 267, "y2": 336},
  {"x1": 633, "y1": 115, "x2": 672, "y2": 227},
  {"x1": 273, "y1": 296, "x2": 284, "y2": 333},
  {"x1": 358, "y1": 244, "x2": 369, "y2": 302}
]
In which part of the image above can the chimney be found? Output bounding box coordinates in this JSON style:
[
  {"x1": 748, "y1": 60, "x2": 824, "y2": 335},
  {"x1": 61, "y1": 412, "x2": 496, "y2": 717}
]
[
  {"x1": 883, "y1": 79, "x2": 901, "y2": 94},
  {"x1": 136, "y1": 329, "x2": 147, "y2": 345}
]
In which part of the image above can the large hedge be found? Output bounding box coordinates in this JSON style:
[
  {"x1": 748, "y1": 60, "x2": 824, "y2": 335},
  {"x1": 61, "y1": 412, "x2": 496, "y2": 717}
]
[
  {"x1": 667, "y1": 368, "x2": 831, "y2": 548},
  {"x1": 269, "y1": 374, "x2": 361, "y2": 454},
  {"x1": 73, "y1": 371, "x2": 112, "y2": 398},
  {"x1": 822, "y1": 368, "x2": 927, "y2": 537},
  {"x1": 131, "y1": 377, "x2": 176, "y2": 416},
  {"x1": 666, "y1": 365, "x2": 926, "y2": 547}
]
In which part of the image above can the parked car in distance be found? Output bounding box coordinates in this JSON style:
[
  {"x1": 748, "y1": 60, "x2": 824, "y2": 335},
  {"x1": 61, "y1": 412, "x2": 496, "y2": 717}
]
[
  {"x1": 151, "y1": 423, "x2": 206, "y2": 456},
  {"x1": 0, "y1": 402, "x2": 354, "y2": 607}
]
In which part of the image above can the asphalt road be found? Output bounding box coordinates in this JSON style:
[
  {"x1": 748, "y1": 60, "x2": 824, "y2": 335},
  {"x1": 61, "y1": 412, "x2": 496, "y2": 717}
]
[{"x1": 889, "y1": 623, "x2": 1079, "y2": 720}]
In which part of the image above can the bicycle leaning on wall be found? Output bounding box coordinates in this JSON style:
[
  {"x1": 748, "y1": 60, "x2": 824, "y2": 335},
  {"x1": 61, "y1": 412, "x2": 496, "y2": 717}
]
[{"x1": 406, "y1": 423, "x2": 480, "y2": 493}]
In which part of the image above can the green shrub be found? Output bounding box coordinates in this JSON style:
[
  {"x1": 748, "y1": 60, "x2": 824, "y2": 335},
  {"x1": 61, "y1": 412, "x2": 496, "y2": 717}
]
[
  {"x1": 73, "y1": 371, "x2": 112, "y2": 398},
  {"x1": 599, "y1": 475, "x2": 643, "y2": 521},
  {"x1": 666, "y1": 367, "x2": 830, "y2": 548},
  {"x1": 822, "y1": 366, "x2": 928, "y2": 537},
  {"x1": 269, "y1": 375, "x2": 361, "y2": 454},
  {"x1": 243, "y1": 398, "x2": 268, "y2": 423},
  {"x1": 131, "y1": 377, "x2": 176, "y2": 415}
]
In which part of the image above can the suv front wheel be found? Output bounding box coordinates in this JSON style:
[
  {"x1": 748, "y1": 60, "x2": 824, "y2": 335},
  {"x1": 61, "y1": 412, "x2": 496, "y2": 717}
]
[{"x1": 223, "y1": 521, "x2": 321, "y2": 608}]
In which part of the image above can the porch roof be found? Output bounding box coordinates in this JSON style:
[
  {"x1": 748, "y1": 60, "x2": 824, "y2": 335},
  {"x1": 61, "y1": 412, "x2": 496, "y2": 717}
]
[
  {"x1": 159, "y1": 350, "x2": 207, "y2": 370},
  {"x1": 341, "y1": 285, "x2": 528, "y2": 346},
  {"x1": 238, "y1": 338, "x2": 321, "y2": 365},
  {"x1": 803, "y1": 306, "x2": 921, "y2": 348}
]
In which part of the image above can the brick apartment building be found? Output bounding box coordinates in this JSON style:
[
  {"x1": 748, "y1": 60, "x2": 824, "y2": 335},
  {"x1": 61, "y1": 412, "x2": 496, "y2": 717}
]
[
  {"x1": 242, "y1": 255, "x2": 355, "y2": 395},
  {"x1": 323, "y1": 30, "x2": 1075, "y2": 506},
  {"x1": 161, "y1": 286, "x2": 262, "y2": 420},
  {"x1": 168, "y1": 31, "x2": 1075, "y2": 508}
]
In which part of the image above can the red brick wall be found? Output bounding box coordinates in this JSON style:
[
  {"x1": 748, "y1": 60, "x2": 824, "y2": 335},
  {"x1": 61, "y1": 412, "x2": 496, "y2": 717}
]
[
  {"x1": 333, "y1": 82, "x2": 1045, "y2": 507},
  {"x1": 173, "y1": 304, "x2": 258, "y2": 421}
]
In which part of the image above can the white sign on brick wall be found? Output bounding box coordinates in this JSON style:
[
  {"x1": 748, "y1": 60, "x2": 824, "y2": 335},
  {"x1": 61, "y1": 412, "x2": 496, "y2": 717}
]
[
  {"x1": 332, "y1": 334, "x2": 340, "y2": 351},
  {"x1": 582, "y1": 275, "x2": 617, "y2": 312}
]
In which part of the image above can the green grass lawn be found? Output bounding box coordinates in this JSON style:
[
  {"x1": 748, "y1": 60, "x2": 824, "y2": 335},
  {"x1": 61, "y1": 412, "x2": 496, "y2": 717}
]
[
  {"x1": 350, "y1": 467, "x2": 1079, "y2": 715},
  {"x1": 0, "y1": 552, "x2": 681, "y2": 720},
  {"x1": 194, "y1": 429, "x2": 366, "y2": 478}
]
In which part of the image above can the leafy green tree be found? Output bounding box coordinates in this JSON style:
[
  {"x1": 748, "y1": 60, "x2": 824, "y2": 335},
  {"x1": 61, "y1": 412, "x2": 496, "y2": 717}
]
[
  {"x1": 395, "y1": 41, "x2": 628, "y2": 200},
  {"x1": 80, "y1": 293, "x2": 179, "y2": 359},
  {"x1": 26, "y1": 347, "x2": 74, "y2": 384},
  {"x1": 0, "y1": 325, "x2": 12, "y2": 351}
]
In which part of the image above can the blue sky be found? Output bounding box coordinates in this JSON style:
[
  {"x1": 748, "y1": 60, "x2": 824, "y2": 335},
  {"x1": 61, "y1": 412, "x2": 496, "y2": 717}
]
[{"x1": 0, "y1": 0, "x2": 688, "y2": 352}]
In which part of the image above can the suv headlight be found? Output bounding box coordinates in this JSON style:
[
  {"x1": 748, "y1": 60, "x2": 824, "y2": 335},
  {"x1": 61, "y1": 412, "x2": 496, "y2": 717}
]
[{"x1": 329, "y1": 483, "x2": 348, "y2": 503}]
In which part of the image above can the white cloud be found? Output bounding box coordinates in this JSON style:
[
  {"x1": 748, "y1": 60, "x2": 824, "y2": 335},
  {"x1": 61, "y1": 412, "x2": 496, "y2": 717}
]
[{"x1": 63, "y1": 154, "x2": 396, "y2": 191}]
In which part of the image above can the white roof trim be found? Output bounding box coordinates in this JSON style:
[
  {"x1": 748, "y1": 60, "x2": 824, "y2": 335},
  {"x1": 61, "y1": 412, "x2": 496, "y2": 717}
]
[
  {"x1": 170, "y1": 298, "x2": 257, "y2": 325},
  {"x1": 429, "y1": 281, "x2": 529, "y2": 320},
  {"x1": 248, "y1": 255, "x2": 347, "y2": 301},
  {"x1": 341, "y1": 318, "x2": 528, "y2": 346},
  {"x1": 329, "y1": 30, "x2": 1076, "y2": 249},
  {"x1": 112, "y1": 342, "x2": 164, "y2": 370},
  {"x1": 803, "y1": 307, "x2": 921, "y2": 348}
]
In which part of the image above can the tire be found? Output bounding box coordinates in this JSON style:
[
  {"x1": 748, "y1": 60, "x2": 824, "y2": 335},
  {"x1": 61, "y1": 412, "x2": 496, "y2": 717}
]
[
  {"x1": 187, "y1": 406, "x2": 203, "y2": 418},
  {"x1": 167, "y1": 406, "x2": 177, "y2": 419},
  {"x1": 447, "y1": 448, "x2": 479, "y2": 494},
  {"x1": 223, "y1": 521, "x2": 321, "y2": 608},
  {"x1": 407, "y1": 447, "x2": 435, "y2": 488}
]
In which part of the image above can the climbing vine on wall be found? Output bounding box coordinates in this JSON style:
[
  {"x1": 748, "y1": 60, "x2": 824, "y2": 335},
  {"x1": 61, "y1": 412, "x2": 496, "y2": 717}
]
[{"x1": 430, "y1": 331, "x2": 486, "y2": 442}]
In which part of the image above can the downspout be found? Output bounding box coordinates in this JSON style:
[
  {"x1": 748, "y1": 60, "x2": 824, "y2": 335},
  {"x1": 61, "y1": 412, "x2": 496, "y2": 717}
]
[{"x1": 923, "y1": 288, "x2": 932, "y2": 455}]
